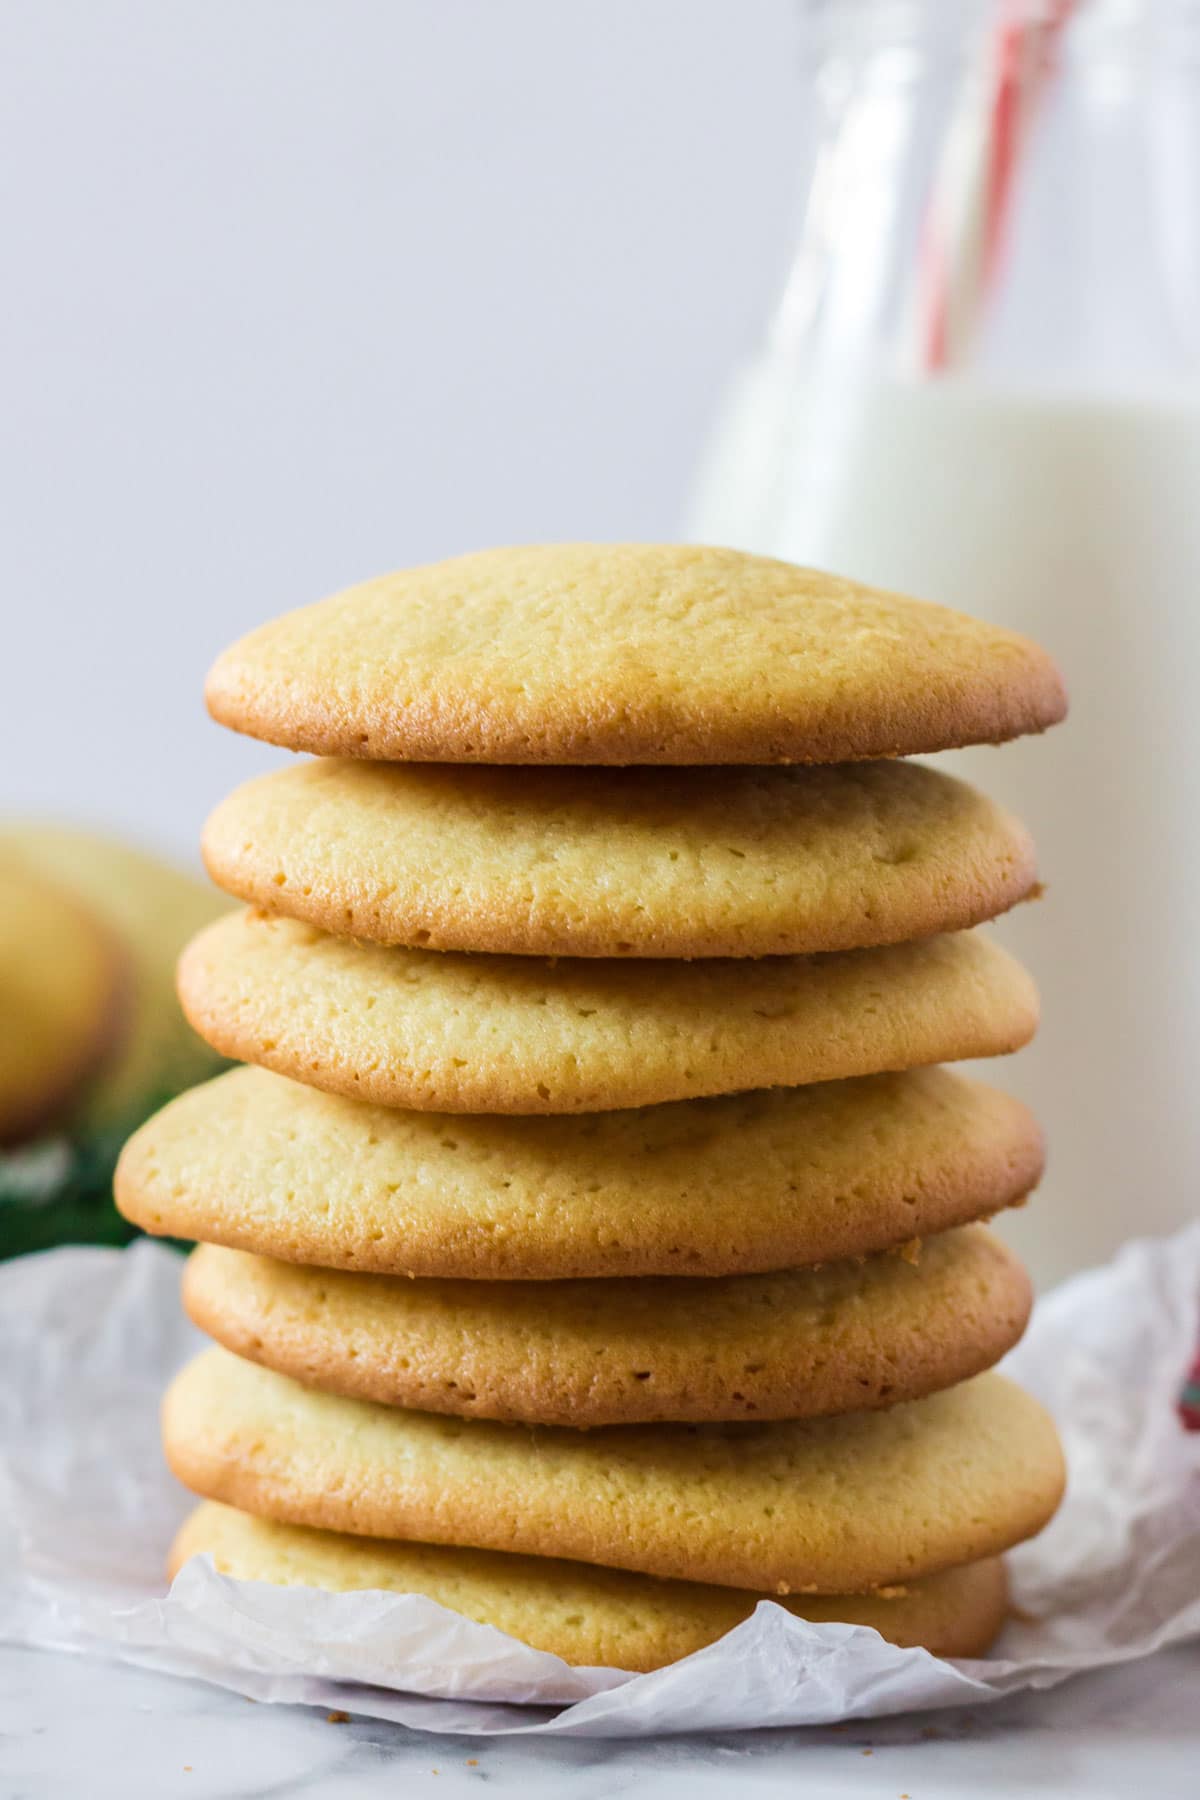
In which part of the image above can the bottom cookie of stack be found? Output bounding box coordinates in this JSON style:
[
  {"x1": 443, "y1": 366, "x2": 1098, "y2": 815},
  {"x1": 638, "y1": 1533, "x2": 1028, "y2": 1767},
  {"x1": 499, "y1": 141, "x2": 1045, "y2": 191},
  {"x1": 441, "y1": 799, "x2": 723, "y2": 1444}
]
[
  {"x1": 164, "y1": 1349, "x2": 1065, "y2": 1666},
  {"x1": 172, "y1": 1500, "x2": 1011, "y2": 1670}
]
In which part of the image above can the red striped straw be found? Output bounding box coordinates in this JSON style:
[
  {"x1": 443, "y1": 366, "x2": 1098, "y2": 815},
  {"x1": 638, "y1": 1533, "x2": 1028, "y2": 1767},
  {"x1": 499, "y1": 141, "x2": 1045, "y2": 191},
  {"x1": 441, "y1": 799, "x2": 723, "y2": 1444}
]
[{"x1": 917, "y1": 0, "x2": 1077, "y2": 372}]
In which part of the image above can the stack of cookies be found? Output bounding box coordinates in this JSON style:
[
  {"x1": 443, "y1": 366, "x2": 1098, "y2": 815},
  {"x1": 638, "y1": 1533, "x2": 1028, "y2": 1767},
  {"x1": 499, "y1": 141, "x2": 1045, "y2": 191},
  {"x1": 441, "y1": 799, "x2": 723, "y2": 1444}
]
[{"x1": 117, "y1": 544, "x2": 1068, "y2": 1673}]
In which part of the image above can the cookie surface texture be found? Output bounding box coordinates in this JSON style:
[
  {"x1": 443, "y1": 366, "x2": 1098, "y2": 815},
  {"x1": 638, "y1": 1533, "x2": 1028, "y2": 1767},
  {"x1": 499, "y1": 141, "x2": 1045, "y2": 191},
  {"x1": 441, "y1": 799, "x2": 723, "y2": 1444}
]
[
  {"x1": 182, "y1": 1226, "x2": 1032, "y2": 1426},
  {"x1": 163, "y1": 1348, "x2": 1066, "y2": 1593},
  {"x1": 205, "y1": 544, "x2": 1067, "y2": 765},
  {"x1": 202, "y1": 758, "x2": 1037, "y2": 959},
  {"x1": 171, "y1": 1501, "x2": 1011, "y2": 1669},
  {"x1": 116, "y1": 1065, "x2": 1043, "y2": 1278},
  {"x1": 177, "y1": 911, "x2": 1039, "y2": 1113}
]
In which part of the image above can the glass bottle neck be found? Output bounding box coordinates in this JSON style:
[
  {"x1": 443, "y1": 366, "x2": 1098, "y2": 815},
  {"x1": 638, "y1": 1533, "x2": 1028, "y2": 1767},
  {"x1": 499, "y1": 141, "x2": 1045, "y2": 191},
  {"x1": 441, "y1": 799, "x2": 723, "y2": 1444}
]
[{"x1": 773, "y1": 0, "x2": 1200, "y2": 390}]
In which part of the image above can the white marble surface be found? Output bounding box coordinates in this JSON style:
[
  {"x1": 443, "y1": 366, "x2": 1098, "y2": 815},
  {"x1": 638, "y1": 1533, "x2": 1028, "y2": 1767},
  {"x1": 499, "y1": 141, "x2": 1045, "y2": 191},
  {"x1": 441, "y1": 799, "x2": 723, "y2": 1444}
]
[{"x1": 3, "y1": 1640, "x2": 1198, "y2": 1799}]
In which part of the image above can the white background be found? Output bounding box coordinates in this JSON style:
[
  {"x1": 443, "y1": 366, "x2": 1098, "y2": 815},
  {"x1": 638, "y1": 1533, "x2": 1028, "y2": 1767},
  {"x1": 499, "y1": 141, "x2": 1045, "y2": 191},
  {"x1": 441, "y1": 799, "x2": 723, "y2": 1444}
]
[{"x1": 0, "y1": 0, "x2": 800, "y2": 857}]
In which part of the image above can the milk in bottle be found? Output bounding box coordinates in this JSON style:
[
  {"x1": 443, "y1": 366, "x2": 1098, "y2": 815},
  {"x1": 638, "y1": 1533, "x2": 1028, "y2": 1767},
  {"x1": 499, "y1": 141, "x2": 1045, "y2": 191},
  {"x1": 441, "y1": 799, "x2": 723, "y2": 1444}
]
[{"x1": 689, "y1": 0, "x2": 1200, "y2": 1284}]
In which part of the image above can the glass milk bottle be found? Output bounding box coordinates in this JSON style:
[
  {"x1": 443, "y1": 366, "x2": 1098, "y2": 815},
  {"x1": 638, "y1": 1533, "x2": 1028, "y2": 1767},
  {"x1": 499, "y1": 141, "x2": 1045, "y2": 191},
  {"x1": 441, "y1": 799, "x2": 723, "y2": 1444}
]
[{"x1": 690, "y1": 0, "x2": 1200, "y2": 1286}]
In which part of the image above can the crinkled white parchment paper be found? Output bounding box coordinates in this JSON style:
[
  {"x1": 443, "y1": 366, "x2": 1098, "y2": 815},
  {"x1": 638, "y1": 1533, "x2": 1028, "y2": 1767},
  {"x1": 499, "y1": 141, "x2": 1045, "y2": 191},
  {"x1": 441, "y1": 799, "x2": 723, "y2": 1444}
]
[{"x1": 1, "y1": 1227, "x2": 1198, "y2": 1737}]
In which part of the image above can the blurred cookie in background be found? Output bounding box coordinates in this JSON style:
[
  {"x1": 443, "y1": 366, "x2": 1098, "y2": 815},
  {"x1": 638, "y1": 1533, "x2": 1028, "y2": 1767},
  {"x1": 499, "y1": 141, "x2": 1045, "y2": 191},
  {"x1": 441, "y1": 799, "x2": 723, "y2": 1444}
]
[
  {"x1": 0, "y1": 854, "x2": 127, "y2": 1146},
  {"x1": 10, "y1": 825, "x2": 231, "y2": 1129},
  {"x1": 0, "y1": 825, "x2": 229, "y2": 1256}
]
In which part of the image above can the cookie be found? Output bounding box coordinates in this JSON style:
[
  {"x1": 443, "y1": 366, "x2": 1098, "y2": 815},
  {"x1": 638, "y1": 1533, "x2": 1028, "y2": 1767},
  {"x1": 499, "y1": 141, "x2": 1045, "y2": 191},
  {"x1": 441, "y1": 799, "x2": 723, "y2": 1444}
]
[
  {"x1": 201, "y1": 758, "x2": 1038, "y2": 960},
  {"x1": 177, "y1": 912, "x2": 1038, "y2": 1114},
  {"x1": 0, "y1": 855, "x2": 127, "y2": 1144},
  {"x1": 4, "y1": 825, "x2": 228, "y2": 1130},
  {"x1": 204, "y1": 544, "x2": 1067, "y2": 765},
  {"x1": 164, "y1": 1349, "x2": 1065, "y2": 1593},
  {"x1": 170, "y1": 1502, "x2": 1011, "y2": 1669},
  {"x1": 116, "y1": 1064, "x2": 1043, "y2": 1279},
  {"x1": 181, "y1": 1226, "x2": 1031, "y2": 1426}
]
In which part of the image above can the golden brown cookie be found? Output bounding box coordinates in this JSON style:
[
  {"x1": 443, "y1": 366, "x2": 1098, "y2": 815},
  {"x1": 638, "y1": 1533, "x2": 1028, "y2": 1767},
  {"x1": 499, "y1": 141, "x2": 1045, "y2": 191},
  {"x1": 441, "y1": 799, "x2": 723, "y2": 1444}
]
[
  {"x1": 164, "y1": 1349, "x2": 1065, "y2": 1594},
  {"x1": 177, "y1": 912, "x2": 1039, "y2": 1114},
  {"x1": 182, "y1": 1227, "x2": 1031, "y2": 1426},
  {"x1": 205, "y1": 545, "x2": 1067, "y2": 765},
  {"x1": 116, "y1": 1064, "x2": 1043, "y2": 1279},
  {"x1": 5, "y1": 824, "x2": 228, "y2": 1130},
  {"x1": 171, "y1": 1501, "x2": 1011, "y2": 1669},
  {"x1": 0, "y1": 855, "x2": 127, "y2": 1144},
  {"x1": 201, "y1": 758, "x2": 1037, "y2": 959}
]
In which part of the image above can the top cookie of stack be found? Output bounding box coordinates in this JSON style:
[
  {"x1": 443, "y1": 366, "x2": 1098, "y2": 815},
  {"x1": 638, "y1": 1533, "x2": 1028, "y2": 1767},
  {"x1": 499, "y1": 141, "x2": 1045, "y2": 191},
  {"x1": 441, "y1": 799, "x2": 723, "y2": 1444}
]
[
  {"x1": 203, "y1": 541, "x2": 1065, "y2": 767},
  {"x1": 119, "y1": 543, "x2": 1067, "y2": 1674}
]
